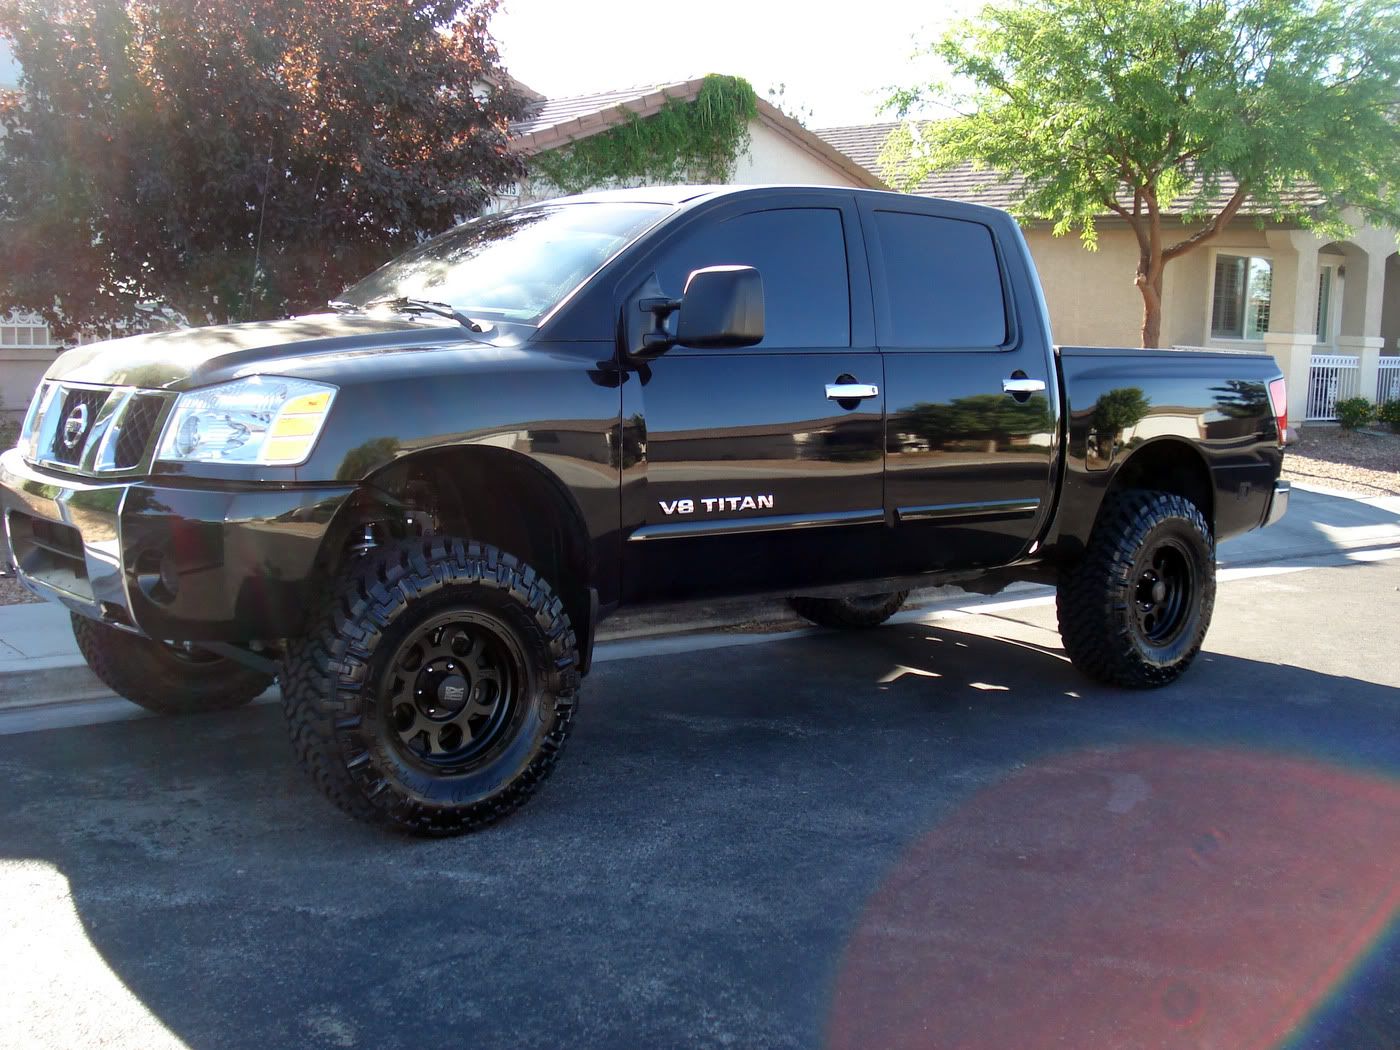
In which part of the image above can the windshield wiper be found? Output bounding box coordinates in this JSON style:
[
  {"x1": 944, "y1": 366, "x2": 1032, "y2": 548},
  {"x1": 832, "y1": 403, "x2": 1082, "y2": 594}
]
[
  {"x1": 360, "y1": 296, "x2": 486, "y2": 333},
  {"x1": 330, "y1": 296, "x2": 487, "y2": 333}
]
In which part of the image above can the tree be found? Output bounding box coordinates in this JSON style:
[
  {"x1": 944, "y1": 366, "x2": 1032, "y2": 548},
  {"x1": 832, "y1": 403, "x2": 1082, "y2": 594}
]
[
  {"x1": 0, "y1": 0, "x2": 525, "y2": 337},
  {"x1": 884, "y1": 0, "x2": 1400, "y2": 347}
]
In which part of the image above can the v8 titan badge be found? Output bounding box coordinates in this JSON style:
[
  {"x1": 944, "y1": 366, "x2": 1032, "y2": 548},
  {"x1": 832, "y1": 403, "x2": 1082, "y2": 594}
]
[{"x1": 658, "y1": 494, "x2": 775, "y2": 516}]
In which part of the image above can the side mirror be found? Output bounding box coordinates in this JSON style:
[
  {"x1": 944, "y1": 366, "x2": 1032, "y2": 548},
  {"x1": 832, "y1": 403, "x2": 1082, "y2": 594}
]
[
  {"x1": 675, "y1": 265, "x2": 764, "y2": 350},
  {"x1": 634, "y1": 265, "x2": 764, "y2": 358}
]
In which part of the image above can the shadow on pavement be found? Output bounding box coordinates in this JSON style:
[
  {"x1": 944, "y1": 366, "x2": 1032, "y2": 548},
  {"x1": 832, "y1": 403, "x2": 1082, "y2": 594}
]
[{"x1": 1, "y1": 617, "x2": 1397, "y2": 1050}]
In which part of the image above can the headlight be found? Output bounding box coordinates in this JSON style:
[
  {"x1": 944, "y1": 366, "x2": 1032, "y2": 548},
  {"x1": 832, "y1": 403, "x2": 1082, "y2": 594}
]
[{"x1": 156, "y1": 377, "x2": 337, "y2": 466}]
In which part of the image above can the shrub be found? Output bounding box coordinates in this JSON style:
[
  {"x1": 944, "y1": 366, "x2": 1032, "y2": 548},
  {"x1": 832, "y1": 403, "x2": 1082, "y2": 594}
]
[
  {"x1": 1378, "y1": 400, "x2": 1400, "y2": 434},
  {"x1": 0, "y1": 394, "x2": 16, "y2": 451},
  {"x1": 1335, "y1": 397, "x2": 1374, "y2": 431}
]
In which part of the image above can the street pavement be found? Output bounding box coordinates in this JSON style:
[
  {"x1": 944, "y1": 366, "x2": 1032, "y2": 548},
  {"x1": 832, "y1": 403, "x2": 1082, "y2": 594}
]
[{"x1": 1, "y1": 541, "x2": 1398, "y2": 1048}]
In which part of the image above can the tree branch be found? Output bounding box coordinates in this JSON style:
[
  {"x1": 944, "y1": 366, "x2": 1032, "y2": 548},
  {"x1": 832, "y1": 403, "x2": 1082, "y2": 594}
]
[{"x1": 1161, "y1": 183, "x2": 1250, "y2": 261}]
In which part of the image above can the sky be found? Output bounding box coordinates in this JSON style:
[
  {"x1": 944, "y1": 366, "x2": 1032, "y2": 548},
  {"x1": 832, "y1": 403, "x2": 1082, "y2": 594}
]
[{"x1": 491, "y1": 0, "x2": 983, "y2": 129}]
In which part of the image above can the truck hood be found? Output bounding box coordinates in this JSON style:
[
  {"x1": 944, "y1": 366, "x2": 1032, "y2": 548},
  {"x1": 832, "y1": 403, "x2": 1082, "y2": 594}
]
[{"x1": 45, "y1": 313, "x2": 496, "y2": 390}]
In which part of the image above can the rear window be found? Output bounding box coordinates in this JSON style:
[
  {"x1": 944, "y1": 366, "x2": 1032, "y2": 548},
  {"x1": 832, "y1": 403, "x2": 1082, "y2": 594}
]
[{"x1": 872, "y1": 211, "x2": 1008, "y2": 349}]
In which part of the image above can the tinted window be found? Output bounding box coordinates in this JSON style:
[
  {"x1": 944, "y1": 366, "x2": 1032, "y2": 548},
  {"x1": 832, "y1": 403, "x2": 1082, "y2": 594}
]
[
  {"x1": 656, "y1": 208, "x2": 850, "y2": 348},
  {"x1": 873, "y1": 211, "x2": 1007, "y2": 348}
]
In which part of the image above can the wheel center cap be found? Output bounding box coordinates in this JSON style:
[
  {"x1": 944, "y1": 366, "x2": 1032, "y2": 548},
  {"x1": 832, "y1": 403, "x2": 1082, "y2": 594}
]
[
  {"x1": 421, "y1": 672, "x2": 470, "y2": 720},
  {"x1": 1151, "y1": 580, "x2": 1167, "y2": 604}
]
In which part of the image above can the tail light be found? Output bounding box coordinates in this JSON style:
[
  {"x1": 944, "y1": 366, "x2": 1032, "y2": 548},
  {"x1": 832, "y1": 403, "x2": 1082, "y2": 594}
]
[{"x1": 1267, "y1": 377, "x2": 1288, "y2": 446}]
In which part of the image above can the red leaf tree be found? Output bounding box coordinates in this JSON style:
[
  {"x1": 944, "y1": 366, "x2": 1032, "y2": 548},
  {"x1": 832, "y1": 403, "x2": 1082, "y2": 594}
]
[{"x1": 0, "y1": 0, "x2": 525, "y2": 336}]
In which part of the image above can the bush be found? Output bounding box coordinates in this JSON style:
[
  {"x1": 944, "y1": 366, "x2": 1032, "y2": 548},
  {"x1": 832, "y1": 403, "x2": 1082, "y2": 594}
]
[
  {"x1": 1378, "y1": 400, "x2": 1400, "y2": 434},
  {"x1": 1335, "y1": 397, "x2": 1374, "y2": 430},
  {"x1": 0, "y1": 394, "x2": 16, "y2": 450}
]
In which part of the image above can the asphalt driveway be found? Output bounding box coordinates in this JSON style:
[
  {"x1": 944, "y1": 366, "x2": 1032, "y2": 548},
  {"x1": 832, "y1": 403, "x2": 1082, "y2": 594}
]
[{"x1": 2, "y1": 556, "x2": 1398, "y2": 1050}]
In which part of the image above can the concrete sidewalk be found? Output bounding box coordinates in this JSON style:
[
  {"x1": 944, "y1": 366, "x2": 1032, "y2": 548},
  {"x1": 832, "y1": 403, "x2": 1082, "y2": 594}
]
[{"x1": 2, "y1": 481, "x2": 1397, "y2": 707}]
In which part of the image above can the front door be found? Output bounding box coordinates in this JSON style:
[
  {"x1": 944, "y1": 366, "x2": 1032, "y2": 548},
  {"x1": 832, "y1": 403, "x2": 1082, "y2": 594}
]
[{"x1": 622, "y1": 197, "x2": 885, "y2": 602}]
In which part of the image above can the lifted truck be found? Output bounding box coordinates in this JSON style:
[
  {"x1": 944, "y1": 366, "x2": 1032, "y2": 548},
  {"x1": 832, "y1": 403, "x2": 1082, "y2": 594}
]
[{"x1": 1, "y1": 186, "x2": 1289, "y2": 835}]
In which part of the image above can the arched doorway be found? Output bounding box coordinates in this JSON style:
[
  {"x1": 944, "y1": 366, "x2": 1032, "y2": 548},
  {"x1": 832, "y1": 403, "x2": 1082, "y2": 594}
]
[{"x1": 1380, "y1": 251, "x2": 1400, "y2": 403}]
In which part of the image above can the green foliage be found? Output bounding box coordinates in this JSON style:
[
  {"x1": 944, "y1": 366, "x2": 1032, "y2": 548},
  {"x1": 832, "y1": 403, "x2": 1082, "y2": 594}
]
[
  {"x1": 0, "y1": 393, "x2": 17, "y2": 451},
  {"x1": 0, "y1": 0, "x2": 526, "y2": 336},
  {"x1": 884, "y1": 0, "x2": 1400, "y2": 347},
  {"x1": 1092, "y1": 386, "x2": 1151, "y2": 433},
  {"x1": 1334, "y1": 397, "x2": 1374, "y2": 430},
  {"x1": 1210, "y1": 379, "x2": 1268, "y2": 419},
  {"x1": 530, "y1": 75, "x2": 757, "y2": 195},
  {"x1": 1375, "y1": 400, "x2": 1400, "y2": 434}
]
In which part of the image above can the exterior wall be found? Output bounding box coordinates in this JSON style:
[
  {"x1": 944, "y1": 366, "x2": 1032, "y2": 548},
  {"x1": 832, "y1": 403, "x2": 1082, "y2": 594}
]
[
  {"x1": 730, "y1": 120, "x2": 863, "y2": 187},
  {"x1": 0, "y1": 318, "x2": 59, "y2": 422},
  {"x1": 1019, "y1": 224, "x2": 1220, "y2": 349},
  {"x1": 1, "y1": 349, "x2": 52, "y2": 419},
  {"x1": 1021, "y1": 227, "x2": 1144, "y2": 348}
]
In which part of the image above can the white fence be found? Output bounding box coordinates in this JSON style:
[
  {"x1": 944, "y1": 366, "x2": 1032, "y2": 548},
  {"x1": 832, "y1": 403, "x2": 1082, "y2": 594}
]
[
  {"x1": 1379, "y1": 357, "x2": 1400, "y2": 406},
  {"x1": 1305, "y1": 354, "x2": 1360, "y2": 421}
]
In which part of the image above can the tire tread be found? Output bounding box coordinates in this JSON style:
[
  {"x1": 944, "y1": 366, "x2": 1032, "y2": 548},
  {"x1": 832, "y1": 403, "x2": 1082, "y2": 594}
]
[{"x1": 280, "y1": 536, "x2": 578, "y2": 836}]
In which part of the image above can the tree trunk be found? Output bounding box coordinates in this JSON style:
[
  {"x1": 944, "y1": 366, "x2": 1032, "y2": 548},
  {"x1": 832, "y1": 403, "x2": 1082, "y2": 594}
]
[{"x1": 1135, "y1": 254, "x2": 1166, "y2": 348}]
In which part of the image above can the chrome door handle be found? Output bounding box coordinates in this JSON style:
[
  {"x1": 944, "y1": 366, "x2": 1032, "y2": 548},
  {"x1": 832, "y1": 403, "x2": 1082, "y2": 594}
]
[
  {"x1": 1002, "y1": 377, "x2": 1046, "y2": 394},
  {"x1": 825, "y1": 383, "x2": 879, "y2": 401}
]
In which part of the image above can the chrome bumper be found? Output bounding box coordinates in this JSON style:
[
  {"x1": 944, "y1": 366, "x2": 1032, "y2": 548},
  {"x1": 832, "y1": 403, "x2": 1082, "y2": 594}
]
[
  {"x1": 1262, "y1": 480, "x2": 1290, "y2": 528},
  {"x1": 1, "y1": 450, "x2": 140, "y2": 630}
]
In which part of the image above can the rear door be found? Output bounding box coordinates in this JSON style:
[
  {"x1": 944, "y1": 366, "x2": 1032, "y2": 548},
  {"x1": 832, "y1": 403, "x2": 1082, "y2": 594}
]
[
  {"x1": 859, "y1": 197, "x2": 1059, "y2": 575},
  {"x1": 622, "y1": 194, "x2": 885, "y2": 602}
]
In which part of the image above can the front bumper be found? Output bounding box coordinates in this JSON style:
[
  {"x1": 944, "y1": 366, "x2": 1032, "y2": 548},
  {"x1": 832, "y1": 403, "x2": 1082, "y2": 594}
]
[
  {"x1": 1262, "y1": 479, "x2": 1290, "y2": 528},
  {"x1": 0, "y1": 448, "x2": 356, "y2": 642}
]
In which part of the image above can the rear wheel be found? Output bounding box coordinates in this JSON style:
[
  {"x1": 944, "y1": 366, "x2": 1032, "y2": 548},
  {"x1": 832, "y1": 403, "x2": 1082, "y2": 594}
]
[
  {"x1": 70, "y1": 614, "x2": 273, "y2": 714},
  {"x1": 1057, "y1": 489, "x2": 1215, "y2": 688},
  {"x1": 788, "y1": 591, "x2": 910, "y2": 630},
  {"x1": 280, "y1": 536, "x2": 579, "y2": 836}
]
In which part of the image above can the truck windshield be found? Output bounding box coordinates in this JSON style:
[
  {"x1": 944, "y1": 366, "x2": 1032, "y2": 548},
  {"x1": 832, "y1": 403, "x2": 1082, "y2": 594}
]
[{"x1": 338, "y1": 202, "x2": 668, "y2": 325}]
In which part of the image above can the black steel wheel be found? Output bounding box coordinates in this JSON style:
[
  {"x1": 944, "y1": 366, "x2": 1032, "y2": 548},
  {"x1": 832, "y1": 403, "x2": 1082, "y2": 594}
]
[
  {"x1": 384, "y1": 611, "x2": 525, "y2": 773},
  {"x1": 280, "y1": 536, "x2": 578, "y2": 836},
  {"x1": 788, "y1": 590, "x2": 910, "y2": 630},
  {"x1": 70, "y1": 614, "x2": 273, "y2": 714},
  {"x1": 1130, "y1": 537, "x2": 1197, "y2": 647},
  {"x1": 1057, "y1": 489, "x2": 1215, "y2": 688}
]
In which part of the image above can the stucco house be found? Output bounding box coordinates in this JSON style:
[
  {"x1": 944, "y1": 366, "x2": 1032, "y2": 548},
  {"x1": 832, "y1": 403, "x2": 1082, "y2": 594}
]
[
  {"x1": 817, "y1": 122, "x2": 1400, "y2": 429},
  {"x1": 503, "y1": 75, "x2": 884, "y2": 204}
]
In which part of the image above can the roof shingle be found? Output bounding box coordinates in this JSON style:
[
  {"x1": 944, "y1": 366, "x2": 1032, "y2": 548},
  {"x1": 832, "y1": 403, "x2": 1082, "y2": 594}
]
[{"x1": 814, "y1": 122, "x2": 1329, "y2": 217}]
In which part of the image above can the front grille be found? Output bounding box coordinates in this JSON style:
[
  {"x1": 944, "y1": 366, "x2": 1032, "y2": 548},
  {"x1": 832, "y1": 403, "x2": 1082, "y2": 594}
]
[
  {"x1": 28, "y1": 384, "x2": 171, "y2": 474},
  {"x1": 113, "y1": 394, "x2": 166, "y2": 468},
  {"x1": 47, "y1": 387, "x2": 108, "y2": 465}
]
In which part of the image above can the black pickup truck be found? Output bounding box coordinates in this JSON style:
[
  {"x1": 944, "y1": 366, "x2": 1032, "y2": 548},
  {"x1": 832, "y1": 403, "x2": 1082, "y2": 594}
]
[{"x1": 1, "y1": 185, "x2": 1289, "y2": 835}]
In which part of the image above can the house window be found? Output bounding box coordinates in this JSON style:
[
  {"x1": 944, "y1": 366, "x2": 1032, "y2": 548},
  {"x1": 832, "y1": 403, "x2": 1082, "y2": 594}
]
[
  {"x1": 0, "y1": 320, "x2": 52, "y2": 346},
  {"x1": 1211, "y1": 254, "x2": 1271, "y2": 340}
]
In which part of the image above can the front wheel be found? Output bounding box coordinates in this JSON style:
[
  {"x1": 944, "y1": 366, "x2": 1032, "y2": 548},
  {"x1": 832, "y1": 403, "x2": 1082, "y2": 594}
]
[
  {"x1": 280, "y1": 537, "x2": 579, "y2": 837},
  {"x1": 1056, "y1": 489, "x2": 1216, "y2": 688},
  {"x1": 70, "y1": 614, "x2": 274, "y2": 714},
  {"x1": 788, "y1": 591, "x2": 911, "y2": 630}
]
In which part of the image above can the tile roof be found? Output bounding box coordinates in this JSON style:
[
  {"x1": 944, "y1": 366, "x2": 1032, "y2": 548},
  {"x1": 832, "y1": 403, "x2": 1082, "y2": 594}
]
[
  {"x1": 511, "y1": 79, "x2": 712, "y2": 152},
  {"x1": 814, "y1": 122, "x2": 1329, "y2": 217}
]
